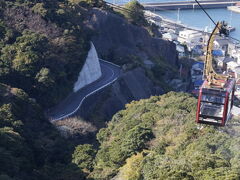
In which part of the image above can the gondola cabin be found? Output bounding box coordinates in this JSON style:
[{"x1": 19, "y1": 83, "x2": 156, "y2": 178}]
[{"x1": 196, "y1": 79, "x2": 235, "y2": 126}]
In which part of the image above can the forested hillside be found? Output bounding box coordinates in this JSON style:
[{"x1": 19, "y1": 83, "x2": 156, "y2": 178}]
[
  {"x1": 84, "y1": 92, "x2": 240, "y2": 179},
  {"x1": 0, "y1": 0, "x2": 95, "y2": 107},
  {"x1": 1, "y1": 0, "x2": 239, "y2": 180},
  {"x1": 0, "y1": 83, "x2": 87, "y2": 179},
  {"x1": 0, "y1": 0, "x2": 101, "y2": 179}
]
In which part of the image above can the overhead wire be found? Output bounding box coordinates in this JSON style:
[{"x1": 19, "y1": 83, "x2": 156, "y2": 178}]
[
  {"x1": 106, "y1": 0, "x2": 240, "y2": 43},
  {"x1": 194, "y1": 0, "x2": 217, "y2": 26},
  {"x1": 194, "y1": 0, "x2": 240, "y2": 43}
]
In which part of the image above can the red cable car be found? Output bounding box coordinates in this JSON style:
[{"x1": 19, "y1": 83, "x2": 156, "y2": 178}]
[
  {"x1": 195, "y1": 21, "x2": 236, "y2": 126},
  {"x1": 196, "y1": 79, "x2": 235, "y2": 126}
]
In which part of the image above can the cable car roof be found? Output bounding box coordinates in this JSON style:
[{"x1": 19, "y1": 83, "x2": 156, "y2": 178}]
[{"x1": 201, "y1": 79, "x2": 235, "y2": 93}]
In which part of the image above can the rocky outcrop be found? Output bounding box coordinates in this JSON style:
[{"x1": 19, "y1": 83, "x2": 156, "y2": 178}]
[
  {"x1": 74, "y1": 43, "x2": 102, "y2": 92},
  {"x1": 84, "y1": 8, "x2": 178, "y2": 66},
  {"x1": 79, "y1": 67, "x2": 164, "y2": 127},
  {"x1": 78, "y1": 8, "x2": 179, "y2": 126},
  {"x1": 110, "y1": 67, "x2": 163, "y2": 104}
]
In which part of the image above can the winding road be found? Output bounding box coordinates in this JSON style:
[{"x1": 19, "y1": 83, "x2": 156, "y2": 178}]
[{"x1": 48, "y1": 59, "x2": 121, "y2": 121}]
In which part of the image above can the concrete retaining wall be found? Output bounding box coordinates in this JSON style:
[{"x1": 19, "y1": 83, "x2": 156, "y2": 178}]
[{"x1": 74, "y1": 42, "x2": 102, "y2": 92}]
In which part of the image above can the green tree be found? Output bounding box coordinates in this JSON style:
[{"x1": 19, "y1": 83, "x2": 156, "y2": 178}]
[
  {"x1": 0, "y1": 174, "x2": 13, "y2": 180},
  {"x1": 122, "y1": 0, "x2": 147, "y2": 26},
  {"x1": 72, "y1": 144, "x2": 96, "y2": 171},
  {"x1": 1, "y1": 31, "x2": 48, "y2": 76},
  {"x1": 31, "y1": 3, "x2": 48, "y2": 17},
  {"x1": 122, "y1": 125, "x2": 154, "y2": 154},
  {"x1": 118, "y1": 152, "x2": 144, "y2": 180},
  {"x1": 35, "y1": 68, "x2": 55, "y2": 87},
  {"x1": 68, "y1": 0, "x2": 106, "y2": 8}
]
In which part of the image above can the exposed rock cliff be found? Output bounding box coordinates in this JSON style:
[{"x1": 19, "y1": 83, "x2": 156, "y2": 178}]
[
  {"x1": 77, "y1": 8, "x2": 180, "y2": 126},
  {"x1": 84, "y1": 8, "x2": 178, "y2": 66},
  {"x1": 79, "y1": 67, "x2": 164, "y2": 128},
  {"x1": 4, "y1": 6, "x2": 179, "y2": 129}
]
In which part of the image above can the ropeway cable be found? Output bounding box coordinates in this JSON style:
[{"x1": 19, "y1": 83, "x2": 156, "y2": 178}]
[
  {"x1": 106, "y1": 1, "x2": 240, "y2": 42},
  {"x1": 194, "y1": 0, "x2": 240, "y2": 43}
]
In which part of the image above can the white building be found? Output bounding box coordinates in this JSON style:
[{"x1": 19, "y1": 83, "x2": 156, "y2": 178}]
[
  {"x1": 226, "y1": 61, "x2": 239, "y2": 72},
  {"x1": 148, "y1": 19, "x2": 161, "y2": 27},
  {"x1": 176, "y1": 44, "x2": 185, "y2": 57},
  {"x1": 233, "y1": 66, "x2": 240, "y2": 79},
  {"x1": 162, "y1": 32, "x2": 178, "y2": 41},
  {"x1": 215, "y1": 57, "x2": 233, "y2": 70},
  {"x1": 178, "y1": 29, "x2": 203, "y2": 44},
  {"x1": 235, "y1": 79, "x2": 240, "y2": 99},
  {"x1": 213, "y1": 38, "x2": 235, "y2": 56},
  {"x1": 227, "y1": 42, "x2": 236, "y2": 55},
  {"x1": 214, "y1": 39, "x2": 228, "y2": 50},
  {"x1": 229, "y1": 48, "x2": 240, "y2": 65}
]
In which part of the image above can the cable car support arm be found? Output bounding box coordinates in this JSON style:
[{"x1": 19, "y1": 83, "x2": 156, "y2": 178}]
[{"x1": 204, "y1": 22, "x2": 229, "y2": 87}]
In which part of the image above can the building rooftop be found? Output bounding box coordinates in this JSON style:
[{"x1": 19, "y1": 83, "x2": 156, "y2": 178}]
[
  {"x1": 192, "y1": 61, "x2": 204, "y2": 69},
  {"x1": 214, "y1": 38, "x2": 232, "y2": 47},
  {"x1": 227, "y1": 61, "x2": 239, "y2": 69},
  {"x1": 194, "y1": 80, "x2": 204, "y2": 86},
  {"x1": 179, "y1": 29, "x2": 199, "y2": 34},
  {"x1": 212, "y1": 49, "x2": 224, "y2": 56},
  {"x1": 234, "y1": 66, "x2": 240, "y2": 74}
]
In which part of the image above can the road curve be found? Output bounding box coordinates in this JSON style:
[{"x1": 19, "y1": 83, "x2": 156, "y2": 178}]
[{"x1": 48, "y1": 59, "x2": 121, "y2": 121}]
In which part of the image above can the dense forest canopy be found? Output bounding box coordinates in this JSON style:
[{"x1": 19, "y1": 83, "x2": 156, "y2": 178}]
[
  {"x1": 1, "y1": 0, "x2": 239, "y2": 180},
  {"x1": 0, "y1": 83, "x2": 86, "y2": 179},
  {"x1": 0, "y1": 0, "x2": 97, "y2": 107},
  {"x1": 0, "y1": 0, "x2": 104, "y2": 179},
  {"x1": 87, "y1": 92, "x2": 240, "y2": 179}
]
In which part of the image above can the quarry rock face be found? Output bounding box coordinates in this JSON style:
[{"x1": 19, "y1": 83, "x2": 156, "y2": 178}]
[
  {"x1": 78, "y1": 8, "x2": 179, "y2": 124},
  {"x1": 84, "y1": 8, "x2": 178, "y2": 66},
  {"x1": 80, "y1": 67, "x2": 164, "y2": 124},
  {"x1": 74, "y1": 43, "x2": 102, "y2": 92}
]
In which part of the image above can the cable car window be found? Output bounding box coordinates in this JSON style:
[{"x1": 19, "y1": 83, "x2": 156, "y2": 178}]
[
  {"x1": 201, "y1": 94, "x2": 225, "y2": 104},
  {"x1": 228, "y1": 91, "x2": 232, "y2": 114},
  {"x1": 200, "y1": 102, "x2": 224, "y2": 118}
]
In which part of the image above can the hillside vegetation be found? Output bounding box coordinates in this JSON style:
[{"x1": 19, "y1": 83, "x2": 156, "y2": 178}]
[
  {"x1": 0, "y1": 0, "x2": 104, "y2": 179},
  {"x1": 0, "y1": 0, "x2": 101, "y2": 107},
  {"x1": 2, "y1": 1, "x2": 238, "y2": 180},
  {"x1": 80, "y1": 92, "x2": 240, "y2": 179},
  {"x1": 0, "y1": 83, "x2": 87, "y2": 179}
]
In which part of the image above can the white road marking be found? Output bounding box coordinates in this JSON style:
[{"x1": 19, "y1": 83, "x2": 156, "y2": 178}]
[
  {"x1": 101, "y1": 63, "x2": 115, "y2": 84},
  {"x1": 99, "y1": 59, "x2": 121, "y2": 68},
  {"x1": 51, "y1": 59, "x2": 120, "y2": 122}
]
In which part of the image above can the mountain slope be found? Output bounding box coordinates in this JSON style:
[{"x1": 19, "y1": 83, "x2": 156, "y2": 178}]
[
  {"x1": 0, "y1": 0, "x2": 91, "y2": 108},
  {"x1": 88, "y1": 92, "x2": 240, "y2": 179},
  {"x1": 84, "y1": 8, "x2": 178, "y2": 67},
  {"x1": 0, "y1": 83, "x2": 85, "y2": 180}
]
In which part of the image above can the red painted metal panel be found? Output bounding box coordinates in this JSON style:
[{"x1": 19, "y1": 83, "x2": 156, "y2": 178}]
[
  {"x1": 222, "y1": 92, "x2": 229, "y2": 126},
  {"x1": 196, "y1": 88, "x2": 202, "y2": 123}
]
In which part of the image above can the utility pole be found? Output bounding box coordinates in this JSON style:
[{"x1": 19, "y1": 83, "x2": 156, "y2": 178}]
[{"x1": 177, "y1": 8, "x2": 180, "y2": 23}]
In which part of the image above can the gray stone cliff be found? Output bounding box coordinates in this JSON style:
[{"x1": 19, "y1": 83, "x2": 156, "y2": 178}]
[
  {"x1": 78, "y1": 8, "x2": 179, "y2": 127},
  {"x1": 84, "y1": 8, "x2": 178, "y2": 66},
  {"x1": 79, "y1": 67, "x2": 164, "y2": 128}
]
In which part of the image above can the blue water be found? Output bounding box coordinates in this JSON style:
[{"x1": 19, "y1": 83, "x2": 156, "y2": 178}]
[
  {"x1": 112, "y1": 0, "x2": 193, "y2": 4},
  {"x1": 156, "y1": 8, "x2": 240, "y2": 39},
  {"x1": 109, "y1": 0, "x2": 240, "y2": 40}
]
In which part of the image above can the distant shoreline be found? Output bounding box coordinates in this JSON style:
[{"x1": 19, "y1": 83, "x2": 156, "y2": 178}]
[
  {"x1": 145, "y1": 10, "x2": 209, "y2": 33},
  {"x1": 227, "y1": 6, "x2": 240, "y2": 14}
]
